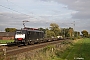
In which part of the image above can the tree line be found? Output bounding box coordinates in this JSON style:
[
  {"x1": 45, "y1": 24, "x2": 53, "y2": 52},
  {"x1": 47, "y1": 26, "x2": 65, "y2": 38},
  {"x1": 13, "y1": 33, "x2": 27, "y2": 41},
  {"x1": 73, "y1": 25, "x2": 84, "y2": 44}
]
[
  {"x1": 5, "y1": 23, "x2": 90, "y2": 38},
  {"x1": 39, "y1": 23, "x2": 80, "y2": 39}
]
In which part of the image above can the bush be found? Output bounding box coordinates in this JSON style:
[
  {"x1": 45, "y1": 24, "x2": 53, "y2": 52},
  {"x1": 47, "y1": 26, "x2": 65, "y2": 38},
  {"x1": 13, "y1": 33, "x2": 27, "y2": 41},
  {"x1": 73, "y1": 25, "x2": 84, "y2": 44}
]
[
  {"x1": 55, "y1": 50, "x2": 62, "y2": 57},
  {"x1": 70, "y1": 37, "x2": 76, "y2": 40}
]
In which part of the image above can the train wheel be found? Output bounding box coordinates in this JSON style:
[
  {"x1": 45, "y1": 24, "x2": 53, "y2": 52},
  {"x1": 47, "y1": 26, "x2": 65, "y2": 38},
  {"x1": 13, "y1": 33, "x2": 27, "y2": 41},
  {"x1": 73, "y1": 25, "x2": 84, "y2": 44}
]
[
  {"x1": 24, "y1": 42, "x2": 28, "y2": 46},
  {"x1": 16, "y1": 42, "x2": 19, "y2": 46},
  {"x1": 16, "y1": 42, "x2": 21, "y2": 47},
  {"x1": 31, "y1": 41, "x2": 34, "y2": 45},
  {"x1": 28, "y1": 41, "x2": 31, "y2": 45},
  {"x1": 38, "y1": 41, "x2": 41, "y2": 44}
]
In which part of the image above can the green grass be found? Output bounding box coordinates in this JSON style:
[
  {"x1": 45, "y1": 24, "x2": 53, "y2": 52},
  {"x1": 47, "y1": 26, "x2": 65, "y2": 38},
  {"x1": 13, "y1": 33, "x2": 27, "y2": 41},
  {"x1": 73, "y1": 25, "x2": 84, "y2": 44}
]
[
  {"x1": 0, "y1": 40, "x2": 14, "y2": 44},
  {"x1": 59, "y1": 38, "x2": 90, "y2": 60}
]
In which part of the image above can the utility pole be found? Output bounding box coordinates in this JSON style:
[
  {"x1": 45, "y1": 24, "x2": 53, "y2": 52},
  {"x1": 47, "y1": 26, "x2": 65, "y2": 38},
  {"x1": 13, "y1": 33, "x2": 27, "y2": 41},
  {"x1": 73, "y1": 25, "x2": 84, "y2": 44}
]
[
  {"x1": 70, "y1": 21, "x2": 75, "y2": 37},
  {"x1": 74, "y1": 21, "x2": 75, "y2": 31},
  {"x1": 73, "y1": 21, "x2": 75, "y2": 37},
  {"x1": 45, "y1": 22, "x2": 48, "y2": 38},
  {"x1": 60, "y1": 21, "x2": 75, "y2": 38}
]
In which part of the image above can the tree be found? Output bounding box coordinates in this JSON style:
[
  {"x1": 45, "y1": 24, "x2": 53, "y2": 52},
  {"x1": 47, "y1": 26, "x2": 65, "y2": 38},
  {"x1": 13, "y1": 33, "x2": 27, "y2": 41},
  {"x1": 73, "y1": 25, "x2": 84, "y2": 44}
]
[
  {"x1": 50, "y1": 23, "x2": 61, "y2": 36},
  {"x1": 60, "y1": 27, "x2": 80, "y2": 38},
  {"x1": 61, "y1": 28, "x2": 70, "y2": 38},
  {"x1": 68, "y1": 27, "x2": 74, "y2": 37},
  {"x1": 5, "y1": 28, "x2": 16, "y2": 32},
  {"x1": 88, "y1": 34, "x2": 90, "y2": 38},
  {"x1": 81, "y1": 30, "x2": 88, "y2": 37},
  {"x1": 74, "y1": 31, "x2": 80, "y2": 37},
  {"x1": 38, "y1": 28, "x2": 46, "y2": 33},
  {"x1": 46, "y1": 30, "x2": 55, "y2": 38},
  {"x1": 65, "y1": 28, "x2": 70, "y2": 37}
]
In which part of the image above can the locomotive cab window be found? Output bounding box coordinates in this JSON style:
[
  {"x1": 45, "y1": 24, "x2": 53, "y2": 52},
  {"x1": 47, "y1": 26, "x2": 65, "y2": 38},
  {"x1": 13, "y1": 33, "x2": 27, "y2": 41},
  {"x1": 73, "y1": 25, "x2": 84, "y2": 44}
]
[{"x1": 16, "y1": 30, "x2": 26, "y2": 34}]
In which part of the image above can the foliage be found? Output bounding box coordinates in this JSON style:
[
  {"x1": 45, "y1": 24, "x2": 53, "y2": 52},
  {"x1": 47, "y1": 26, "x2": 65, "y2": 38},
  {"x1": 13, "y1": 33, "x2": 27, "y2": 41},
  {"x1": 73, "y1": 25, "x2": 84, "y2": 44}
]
[
  {"x1": 68, "y1": 27, "x2": 74, "y2": 37},
  {"x1": 3, "y1": 40, "x2": 75, "y2": 60},
  {"x1": 0, "y1": 51, "x2": 4, "y2": 60},
  {"x1": 5, "y1": 28, "x2": 16, "y2": 32},
  {"x1": 49, "y1": 23, "x2": 61, "y2": 37},
  {"x1": 61, "y1": 27, "x2": 75, "y2": 38},
  {"x1": 61, "y1": 27, "x2": 81, "y2": 39},
  {"x1": 74, "y1": 31, "x2": 80, "y2": 37},
  {"x1": 81, "y1": 30, "x2": 88, "y2": 37},
  {"x1": 46, "y1": 30, "x2": 55, "y2": 38},
  {"x1": 42, "y1": 45, "x2": 54, "y2": 53},
  {"x1": 44, "y1": 23, "x2": 61, "y2": 38},
  {"x1": 60, "y1": 38, "x2": 90, "y2": 60},
  {"x1": 64, "y1": 28, "x2": 70, "y2": 37},
  {"x1": 55, "y1": 50, "x2": 62, "y2": 57},
  {"x1": 38, "y1": 27, "x2": 46, "y2": 33},
  {"x1": 88, "y1": 34, "x2": 90, "y2": 38},
  {"x1": 38, "y1": 23, "x2": 81, "y2": 39}
]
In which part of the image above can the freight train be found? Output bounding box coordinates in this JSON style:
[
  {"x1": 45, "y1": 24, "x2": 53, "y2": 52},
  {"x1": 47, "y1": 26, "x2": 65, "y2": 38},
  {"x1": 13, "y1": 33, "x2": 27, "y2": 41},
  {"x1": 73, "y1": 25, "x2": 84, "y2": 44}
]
[{"x1": 14, "y1": 28, "x2": 62, "y2": 46}]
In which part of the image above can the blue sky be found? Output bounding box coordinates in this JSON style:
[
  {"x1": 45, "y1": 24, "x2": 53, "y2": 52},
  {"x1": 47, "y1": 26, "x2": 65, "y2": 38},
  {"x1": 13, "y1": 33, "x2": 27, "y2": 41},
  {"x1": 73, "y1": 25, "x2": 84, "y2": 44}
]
[{"x1": 0, "y1": 0, "x2": 90, "y2": 33}]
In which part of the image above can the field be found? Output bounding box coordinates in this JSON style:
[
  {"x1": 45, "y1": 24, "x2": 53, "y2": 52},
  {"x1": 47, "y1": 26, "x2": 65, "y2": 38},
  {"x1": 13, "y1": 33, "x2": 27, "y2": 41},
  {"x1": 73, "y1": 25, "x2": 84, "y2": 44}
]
[
  {"x1": 59, "y1": 38, "x2": 90, "y2": 60},
  {"x1": 0, "y1": 40, "x2": 14, "y2": 44},
  {"x1": 0, "y1": 38, "x2": 90, "y2": 60}
]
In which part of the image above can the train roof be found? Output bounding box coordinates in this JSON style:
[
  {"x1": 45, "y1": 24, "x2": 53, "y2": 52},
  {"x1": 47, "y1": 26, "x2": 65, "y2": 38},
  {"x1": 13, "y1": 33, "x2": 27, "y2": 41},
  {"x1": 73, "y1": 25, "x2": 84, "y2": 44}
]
[
  {"x1": 16, "y1": 29, "x2": 44, "y2": 33},
  {"x1": 27, "y1": 30, "x2": 44, "y2": 32}
]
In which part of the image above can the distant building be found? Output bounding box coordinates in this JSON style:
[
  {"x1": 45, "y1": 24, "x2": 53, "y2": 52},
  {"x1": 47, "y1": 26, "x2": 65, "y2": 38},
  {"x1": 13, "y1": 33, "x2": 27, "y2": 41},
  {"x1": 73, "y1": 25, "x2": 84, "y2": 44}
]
[{"x1": 0, "y1": 32, "x2": 15, "y2": 40}]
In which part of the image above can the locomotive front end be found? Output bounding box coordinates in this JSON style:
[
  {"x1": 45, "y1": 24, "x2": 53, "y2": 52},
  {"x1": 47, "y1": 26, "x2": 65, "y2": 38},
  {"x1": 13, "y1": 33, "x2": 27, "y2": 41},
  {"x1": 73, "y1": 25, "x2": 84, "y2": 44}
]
[{"x1": 14, "y1": 30, "x2": 26, "y2": 44}]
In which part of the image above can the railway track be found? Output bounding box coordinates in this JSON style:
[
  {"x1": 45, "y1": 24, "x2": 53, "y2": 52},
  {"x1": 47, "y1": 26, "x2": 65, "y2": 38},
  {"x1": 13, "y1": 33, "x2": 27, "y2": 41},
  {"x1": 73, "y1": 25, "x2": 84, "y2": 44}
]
[{"x1": 2, "y1": 40, "x2": 66, "y2": 56}]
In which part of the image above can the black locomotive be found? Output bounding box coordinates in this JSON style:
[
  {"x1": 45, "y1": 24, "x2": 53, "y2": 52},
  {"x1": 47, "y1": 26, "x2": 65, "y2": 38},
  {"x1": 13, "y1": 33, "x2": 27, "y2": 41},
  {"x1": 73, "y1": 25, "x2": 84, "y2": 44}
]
[{"x1": 14, "y1": 28, "x2": 45, "y2": 45}]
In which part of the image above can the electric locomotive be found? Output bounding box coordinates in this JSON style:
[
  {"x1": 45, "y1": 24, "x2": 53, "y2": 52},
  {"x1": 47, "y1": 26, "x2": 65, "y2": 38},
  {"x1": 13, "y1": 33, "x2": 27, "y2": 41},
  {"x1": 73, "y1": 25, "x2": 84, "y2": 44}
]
[{"x1": 14, "y1": 28, "x2": 44, "y2": 45}]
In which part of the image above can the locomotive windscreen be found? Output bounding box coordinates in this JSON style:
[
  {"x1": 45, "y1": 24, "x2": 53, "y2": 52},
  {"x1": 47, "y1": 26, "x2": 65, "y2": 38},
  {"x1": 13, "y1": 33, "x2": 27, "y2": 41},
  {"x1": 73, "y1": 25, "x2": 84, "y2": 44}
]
[{"x1": 16, "y1": 30, "x2": 26, "y2": 34}]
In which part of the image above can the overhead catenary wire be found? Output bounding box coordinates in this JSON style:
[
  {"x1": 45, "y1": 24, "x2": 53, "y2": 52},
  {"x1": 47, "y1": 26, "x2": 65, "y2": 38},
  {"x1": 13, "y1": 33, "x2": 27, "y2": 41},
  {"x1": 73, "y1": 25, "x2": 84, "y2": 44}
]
[
  {"x1": 0, "y1": 0, "x2": 50, "y2": 21},
  {"x1": 0, "y1": 13, "x2": 20, "y2": 19},
  {"x1": 0, "y1": 13, "x2": 34, "y2": 20},
  {"x1": 0, "y1": 5, "x2": 32, "y2": 17},
  {"x1": 6, "y1": 0, "x2": 34, "y2": 15},
  {"x1": 0, "y1": 4, "x2": 36, "y2": 22},
  {"x1": 0, "y1": 0, "x2": 56, "y2": 22},
  {"x1": 1, "y1": 0, "x2": 34, "y2": 19}
]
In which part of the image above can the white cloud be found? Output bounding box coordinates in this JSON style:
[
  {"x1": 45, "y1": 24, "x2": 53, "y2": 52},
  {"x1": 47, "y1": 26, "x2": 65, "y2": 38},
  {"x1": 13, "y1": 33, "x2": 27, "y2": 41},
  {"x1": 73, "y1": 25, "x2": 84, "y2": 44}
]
[{"x1": 0, "y1": 0, "x2": 90, "y2": 33}]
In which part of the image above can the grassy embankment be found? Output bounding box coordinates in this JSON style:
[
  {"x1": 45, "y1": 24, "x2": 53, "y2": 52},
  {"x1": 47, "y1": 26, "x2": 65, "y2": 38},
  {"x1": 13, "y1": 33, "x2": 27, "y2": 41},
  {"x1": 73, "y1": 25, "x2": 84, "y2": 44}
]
[
  {"x1": 0, "y1": 40, "x2": 14, "y2": 44},
  {"x1": 59, "y1": 38, "x2": 90, "y2": 60},
  {"x1": 1, "y1": 38, "x2": 90, "y2": 60}
]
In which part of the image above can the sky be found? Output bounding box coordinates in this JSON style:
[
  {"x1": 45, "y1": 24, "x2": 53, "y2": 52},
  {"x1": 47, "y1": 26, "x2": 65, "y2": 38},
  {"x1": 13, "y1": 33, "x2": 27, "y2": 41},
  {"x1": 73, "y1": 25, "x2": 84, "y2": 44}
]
[{"x1": 0, "y1": 0, "x2": 90, "y2": 33}]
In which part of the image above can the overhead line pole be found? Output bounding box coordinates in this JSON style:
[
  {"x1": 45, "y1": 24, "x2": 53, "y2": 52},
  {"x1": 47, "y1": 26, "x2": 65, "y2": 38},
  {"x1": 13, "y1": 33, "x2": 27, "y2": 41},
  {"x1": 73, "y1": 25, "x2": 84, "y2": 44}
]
[
  {"x1": 22, "y1": 20, "x2": 29, "y2": 28},
  {"x1": 73, "y1": 21, "x2": 75, "y2": 37}
]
